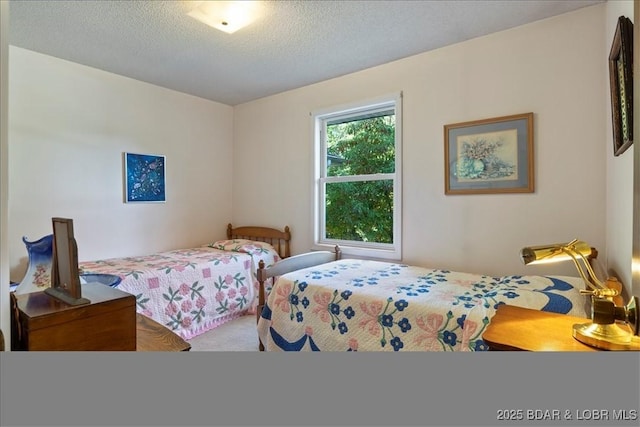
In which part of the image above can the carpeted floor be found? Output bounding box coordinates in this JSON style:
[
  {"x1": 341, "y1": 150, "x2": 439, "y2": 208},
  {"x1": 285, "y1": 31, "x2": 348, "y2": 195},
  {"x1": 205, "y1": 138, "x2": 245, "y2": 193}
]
[{"x1": 186, "y1": 314, "x2": 260, "y2": 351}]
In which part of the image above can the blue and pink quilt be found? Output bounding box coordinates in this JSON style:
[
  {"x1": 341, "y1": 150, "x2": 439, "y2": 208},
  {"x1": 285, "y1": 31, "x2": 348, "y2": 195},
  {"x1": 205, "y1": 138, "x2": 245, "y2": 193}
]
[{"x1": 257, "y1": 259, "x2": 589, "y2": 351}]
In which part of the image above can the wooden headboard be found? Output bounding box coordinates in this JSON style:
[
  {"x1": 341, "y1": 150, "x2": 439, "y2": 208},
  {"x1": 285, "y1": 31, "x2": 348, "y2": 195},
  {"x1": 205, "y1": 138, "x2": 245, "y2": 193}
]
[{"x1": 227, "y1": 223, "x2": 291, "y2": 259}]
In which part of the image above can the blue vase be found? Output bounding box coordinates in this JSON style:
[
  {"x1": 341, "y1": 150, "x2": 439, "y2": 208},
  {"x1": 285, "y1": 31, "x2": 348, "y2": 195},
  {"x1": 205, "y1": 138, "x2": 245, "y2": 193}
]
[
  {"x1": 12, "y1": 234, "x2": 123, "y2": 293},
  {"x1": 13, "y1": 234, "x2": 54, "y2": 294}
]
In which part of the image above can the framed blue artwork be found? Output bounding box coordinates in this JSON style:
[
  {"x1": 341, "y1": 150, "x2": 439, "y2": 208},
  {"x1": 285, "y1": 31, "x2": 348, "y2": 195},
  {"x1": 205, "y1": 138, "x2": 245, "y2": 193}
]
[{"x1": 124, "y1": 152, "x2": 166, "y2": 203}]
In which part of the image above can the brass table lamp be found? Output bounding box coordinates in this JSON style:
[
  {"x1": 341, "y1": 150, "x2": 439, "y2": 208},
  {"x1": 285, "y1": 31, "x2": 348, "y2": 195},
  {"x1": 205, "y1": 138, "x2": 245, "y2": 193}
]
[{"x1": 520, "y1": 239, "x2": 639, "y2": 350}]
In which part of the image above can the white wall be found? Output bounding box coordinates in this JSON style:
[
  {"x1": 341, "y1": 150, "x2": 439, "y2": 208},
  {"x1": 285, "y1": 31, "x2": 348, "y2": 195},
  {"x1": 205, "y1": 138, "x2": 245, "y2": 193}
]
[
  {"x1": 634, "y1": 1, "x2": 640, "y2": 299},
  {"x1": 1, "y1": 0, "x2": 10, "y2": 344},
  {"x1": 233, "y1": 5, "x2": 610, "y2": 280},
  {"x1": 8, "y1": 47, "x2": 234, "y2": 281},
  {"x1": 606, "y1": 1, "x2": 635, "y2": 299}
]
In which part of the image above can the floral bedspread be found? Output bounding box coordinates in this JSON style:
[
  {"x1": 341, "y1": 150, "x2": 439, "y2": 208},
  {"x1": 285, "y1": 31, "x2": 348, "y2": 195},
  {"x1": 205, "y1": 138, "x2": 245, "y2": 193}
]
[
  {"x1": 79, "y1": 240, "x2": 280, "y2": 340},
  {"x1": 257, "y1": 259, "x2": 589, "y2": 351}
]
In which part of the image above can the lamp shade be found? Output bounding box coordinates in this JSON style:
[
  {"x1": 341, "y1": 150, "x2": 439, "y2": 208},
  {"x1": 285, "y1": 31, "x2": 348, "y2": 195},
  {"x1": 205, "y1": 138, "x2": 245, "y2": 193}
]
[{"x1": 520, "y1": 240, "x2": 594, "y2": 265}]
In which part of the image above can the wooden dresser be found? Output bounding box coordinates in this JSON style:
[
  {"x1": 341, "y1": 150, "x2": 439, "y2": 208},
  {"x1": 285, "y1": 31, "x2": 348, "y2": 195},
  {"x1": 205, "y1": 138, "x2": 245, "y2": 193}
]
[
  {"x1": 11, "y1": 284, "x2": 191, "y2": 351},
  {"x1": 11, "y1": 283, "x2": 137, "y2": 351}
]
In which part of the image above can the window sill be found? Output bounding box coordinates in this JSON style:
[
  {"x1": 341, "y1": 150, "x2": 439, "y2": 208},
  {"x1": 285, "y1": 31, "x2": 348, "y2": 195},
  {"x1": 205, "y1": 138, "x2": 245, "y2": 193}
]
[{"x1": 312, "y1": 242, "x2": 401, "y2": 261}]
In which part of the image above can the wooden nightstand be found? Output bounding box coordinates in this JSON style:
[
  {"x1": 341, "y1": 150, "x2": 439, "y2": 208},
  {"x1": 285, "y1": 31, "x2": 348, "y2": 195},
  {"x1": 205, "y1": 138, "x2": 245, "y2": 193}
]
[{"x1": 483, "y1": 304, "x2": 639, "y2": 351}]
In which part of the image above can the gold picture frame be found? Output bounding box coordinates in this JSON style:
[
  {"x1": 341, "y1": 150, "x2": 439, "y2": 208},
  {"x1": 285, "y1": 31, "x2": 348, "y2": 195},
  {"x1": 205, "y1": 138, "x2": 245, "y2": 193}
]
[
  {"x1": 444, "y1": 112, "x2": 534, "y2": 195},
  {"x1": 609, "y1": 16, "x2": 633, "y2": 157}
]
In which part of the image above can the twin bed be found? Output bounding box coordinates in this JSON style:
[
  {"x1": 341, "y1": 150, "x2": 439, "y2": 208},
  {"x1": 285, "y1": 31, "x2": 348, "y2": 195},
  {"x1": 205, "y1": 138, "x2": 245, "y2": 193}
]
[
  {"x1": 78, "y1": 224, "x2": 291, "y2": 340},
  {"x1": 255, "y1": 249, "x2": 592, "y2": 352}
]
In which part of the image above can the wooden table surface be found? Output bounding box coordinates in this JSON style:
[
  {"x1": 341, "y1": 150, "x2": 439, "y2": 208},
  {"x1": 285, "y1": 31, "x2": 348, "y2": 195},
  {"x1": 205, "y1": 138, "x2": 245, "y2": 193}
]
[
  {"x1": 483, "y1": 305, "x2": 599, "y2": 351},
  {"x1": 136, "y1": 314, "x2": 191, "y2": 351}
]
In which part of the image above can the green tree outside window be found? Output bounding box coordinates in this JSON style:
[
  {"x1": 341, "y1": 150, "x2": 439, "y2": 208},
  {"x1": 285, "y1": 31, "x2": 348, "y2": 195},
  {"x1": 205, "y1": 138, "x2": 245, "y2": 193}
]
[{"x1": 325, "y1": 115, "x2": 395, "y2": 243}]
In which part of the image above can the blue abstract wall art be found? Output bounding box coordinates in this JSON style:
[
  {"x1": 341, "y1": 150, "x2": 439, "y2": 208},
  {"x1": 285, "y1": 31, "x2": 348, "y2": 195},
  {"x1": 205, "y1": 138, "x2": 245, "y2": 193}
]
[{"x1": 124, "y1": 152, "x2": 166, "y2": 203}]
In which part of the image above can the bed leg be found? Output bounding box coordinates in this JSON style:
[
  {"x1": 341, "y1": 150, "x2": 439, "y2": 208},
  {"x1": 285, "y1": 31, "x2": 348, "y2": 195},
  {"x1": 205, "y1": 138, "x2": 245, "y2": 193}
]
[
  {"x1": 256, "y1": 259, "x2": 267, "y2": 351},
  {"x1": 256, "y1": 305, "x2": 265, "y2": 351}
]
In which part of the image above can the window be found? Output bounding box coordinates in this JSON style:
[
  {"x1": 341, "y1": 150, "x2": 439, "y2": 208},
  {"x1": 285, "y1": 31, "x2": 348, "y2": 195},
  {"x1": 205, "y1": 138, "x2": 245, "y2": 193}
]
[{"x1": 312, "y1": 93, "x2": 402, "y2": 259}]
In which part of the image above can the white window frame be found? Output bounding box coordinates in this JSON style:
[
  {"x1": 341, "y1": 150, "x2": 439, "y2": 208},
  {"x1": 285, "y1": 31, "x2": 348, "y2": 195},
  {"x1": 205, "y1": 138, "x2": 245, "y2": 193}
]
[{"x1": 311, "y1": 92, "x2": 402, "y2": 260}]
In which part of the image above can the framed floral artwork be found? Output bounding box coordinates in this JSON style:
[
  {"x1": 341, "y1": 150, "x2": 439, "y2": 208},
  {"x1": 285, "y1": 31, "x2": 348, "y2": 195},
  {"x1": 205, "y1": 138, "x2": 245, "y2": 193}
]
[
  {"x1": 124, "y1": 152, "x2": 166, "y2": 203},
  {"x1": 609, "y1": 15, "x2": 633, "y2": 157},
  {"x1": 444, "y1": 112, "x2": 534, "y2": 195}
]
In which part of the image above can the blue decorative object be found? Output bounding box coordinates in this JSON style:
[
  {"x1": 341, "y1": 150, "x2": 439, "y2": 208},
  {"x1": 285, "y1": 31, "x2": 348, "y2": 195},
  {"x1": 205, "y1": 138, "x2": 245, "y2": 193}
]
[
  {"x1": 14, "y1": 234, "x2": 54, "y2": 294},
  {"x1": 79, "y1": 273, "x2": 122, "y2": 288},
  {"x1": 13, "y1": 234, "x2": 123, "y2": 293},
  {"x1": 124, "y1": 152, "x2": 166, "y2": 203}
]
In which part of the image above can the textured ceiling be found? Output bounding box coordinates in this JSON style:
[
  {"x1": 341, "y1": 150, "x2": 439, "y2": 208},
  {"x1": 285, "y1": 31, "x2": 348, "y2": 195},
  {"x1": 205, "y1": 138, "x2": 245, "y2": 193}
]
[{"x1": 9, "y1": 0, "x2": 604, "y2": 106}]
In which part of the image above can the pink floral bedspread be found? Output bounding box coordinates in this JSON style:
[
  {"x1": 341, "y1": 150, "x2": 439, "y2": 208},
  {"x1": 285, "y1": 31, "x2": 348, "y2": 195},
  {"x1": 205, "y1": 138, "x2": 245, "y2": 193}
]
[
  {"x1": 79, "y1": 240, "x2": 280, "y2": 340},
  {"x1": 257, "y1": 259, "x2": 590, "y2": 351}
]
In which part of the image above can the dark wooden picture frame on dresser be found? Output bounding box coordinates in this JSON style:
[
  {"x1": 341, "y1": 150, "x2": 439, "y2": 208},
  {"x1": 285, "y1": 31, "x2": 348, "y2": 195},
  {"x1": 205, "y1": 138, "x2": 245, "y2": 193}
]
[{"x1": 45, "y1": 217, "x2": 90, "y2": 306}]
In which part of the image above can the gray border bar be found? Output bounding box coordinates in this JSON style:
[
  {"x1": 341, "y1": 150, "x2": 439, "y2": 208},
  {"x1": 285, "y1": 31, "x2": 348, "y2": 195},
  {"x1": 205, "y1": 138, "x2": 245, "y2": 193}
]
[{"x1": 1, "y1": 352, "x2": 638, "y2": 426}]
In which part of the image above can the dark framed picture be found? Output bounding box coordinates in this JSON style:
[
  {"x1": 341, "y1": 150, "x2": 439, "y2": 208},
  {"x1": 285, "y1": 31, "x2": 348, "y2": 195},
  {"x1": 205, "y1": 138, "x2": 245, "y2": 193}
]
[
  {"x1": 124, "y1": 152, "x2": 166, "y2": 203},
  {"x1": 609, "y1": 15, "x2": 633, "y2": 157},
  {"x1": 444, "y1": 112, "x2": 534, "y2": 195}
]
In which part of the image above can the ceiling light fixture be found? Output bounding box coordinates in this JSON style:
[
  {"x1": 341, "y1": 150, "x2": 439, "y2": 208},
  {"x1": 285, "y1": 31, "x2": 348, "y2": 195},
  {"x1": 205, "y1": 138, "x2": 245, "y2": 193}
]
[{"x1": 187, "y1": 1, "x2": 261, "y2": 34}]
